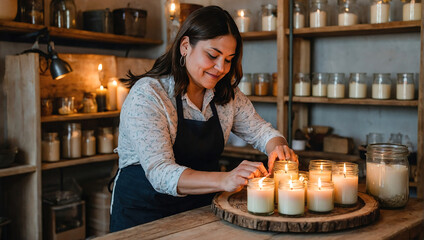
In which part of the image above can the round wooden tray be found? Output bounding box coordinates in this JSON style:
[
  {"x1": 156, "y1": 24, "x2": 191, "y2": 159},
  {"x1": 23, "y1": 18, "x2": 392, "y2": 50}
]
[{"x1": 212, "y1": 189, "x2": 379, "y2": 233}]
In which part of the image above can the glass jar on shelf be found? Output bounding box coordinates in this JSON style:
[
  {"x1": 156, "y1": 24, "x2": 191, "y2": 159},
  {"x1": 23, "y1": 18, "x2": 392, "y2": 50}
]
[
  {"x1": 272, "y1": 73, "x2": 278, "y2": 97},
  {"x1": 239, "y1": 73, "x2": 253, "y2": 96},
  {"x1": 402, "y1": 0, "x2": 422, "y2": 21},
  {"x1": 294, "y1": 73, "x2": 311, "y2": 96},
  {"x1": 366, "y1": 144, "x2": 409, "y2": 208},
  {"x1": 41, "y1": 98, "x2": 53, "y2": 116},
  {"x1": 20, "y1": 0, "x2": 44, "y2": 24},
  {"x1": 372, "y1": 73, "x2": 391, "y2": 99},
  {"x1": 310, "y1": 0, "x2": 328, "y2": 28},
  {"x1": 82, "y1": 130, "x2": 96, "y2": 157},
  {"x1": 312, "y1": 72, "x2": 329, "y2": 97},
  {"x1": 261, "y1": 4, "x2": 277, "y2": 31},
  {"x1": 98, "y1": 127, "x2": 114, "y2": 154},
  {"x1": 370, "y1": 0, "x2": 390, "y2": 24},
  {"x1": 294, "y1": 0, "x2": 306, "y2": 28},
  {"x1": 50, "y1": 0, "x2": 77, "y2": 29},
  {"x1": 42, "y1": 132, "x2": 60, "y2": 162},
  {"x1": 327, "y1": 73, "x2": 345, "y2": 98},
  {"x1": 349, "y1": 72, "x2": 367, "y2": 98},
  {"x1": 234, "y1": 9, "x2": 252, "y2": 33},
  {"x1": 254, "y1": 73, "x2": 270, "y2": 96},
  {"x1": 338, "y1": 0, "x2": 359, "y2": 26},
  {"x1": 82, "y1": 92, "x2": 98, "y2": 113},
  {"x1": 62, "y1": 123, "x2": 81, "y2": 159},
  {"x1": 57, "y1": 97, "x2": 76, "y2": 115},
  {"x1": 396, "y1": 73, "x2": 415, "y2": 100}
]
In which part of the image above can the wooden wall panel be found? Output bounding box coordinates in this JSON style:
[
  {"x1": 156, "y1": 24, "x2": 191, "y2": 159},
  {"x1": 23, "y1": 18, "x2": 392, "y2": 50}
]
[{"x1": 116, "y1": 57, "x2": 155, "y2": 79}]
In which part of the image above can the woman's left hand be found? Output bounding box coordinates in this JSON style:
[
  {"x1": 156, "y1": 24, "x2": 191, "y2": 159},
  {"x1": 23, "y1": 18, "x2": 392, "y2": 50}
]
[{"x1": 267, "y1": 145, "x2": 298, "y2": 174}]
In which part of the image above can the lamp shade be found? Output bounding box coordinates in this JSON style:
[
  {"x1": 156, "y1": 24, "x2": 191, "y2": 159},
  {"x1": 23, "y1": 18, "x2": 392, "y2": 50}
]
[{"x1": 50, "y1": 53, "x2": 72, "y2": 80}]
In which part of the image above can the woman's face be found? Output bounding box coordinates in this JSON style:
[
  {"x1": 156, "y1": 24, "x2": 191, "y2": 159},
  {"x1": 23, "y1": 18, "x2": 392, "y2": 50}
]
[{"x1": 181, "y1": 34, "x2": 237, "y2": 91}]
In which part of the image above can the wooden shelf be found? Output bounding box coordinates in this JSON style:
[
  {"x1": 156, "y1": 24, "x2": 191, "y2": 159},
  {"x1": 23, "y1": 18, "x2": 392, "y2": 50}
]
[
  {"x1": 41, "y1": 111, "x2": 120, "y2": 123},
  {"x1": 0, "y1": 164, "x2": 37, "y2": 178},
  {"x1": 247, "y1": 96, "x2": 277, "y2": 103},
  {"x1": 284, "y1": 96, "x2": 418, "y2": 107},
  {"x1": 42, "y1": 153, "x2": 118, "y2": 170},
  {"x1": 0, "y1": 20, "x2": 162, "y2": 46},
  {"x1": 241, "y1": 31, "x2": 276, "y2": 40},
  {"x1": 285, "y1": 21, "x2": 420, "y2": 37},
  {"x1": 295, "y1": 150, "x2": 361, "y2": 162}
]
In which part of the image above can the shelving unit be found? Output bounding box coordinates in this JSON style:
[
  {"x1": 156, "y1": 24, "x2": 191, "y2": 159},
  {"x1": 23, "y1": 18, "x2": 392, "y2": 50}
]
[
  {"x1": 0, "y1": 165, "x2": 37, "y2": 178},
  {"x1": 42, "y1": 154, "x2": 118, "y2": 171},
  {"x1": 284, "y1": 96, "x2": 419, "y2": 107},
  {"x1": 41, "y1": 111, "x2": 120, "y2": 123}
]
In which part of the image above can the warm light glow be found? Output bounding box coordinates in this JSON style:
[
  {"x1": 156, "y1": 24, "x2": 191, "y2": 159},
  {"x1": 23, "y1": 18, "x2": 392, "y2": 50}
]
[
  {"x1": 284, "y1": 163, "x2": 288, "y2": 173},
  {"x1": 258, "y1": 177, "x2": 266, "y2": 189},
  {"x1": 320, "y1": 163, "x2": 323, "y2": 172},
  {"x1": 100, "y1": 85, "x2": 104, "y2": 90},
  {"x1": 343, "y1": 163, "x2": 347, "y2": 178},
  {"x1": 299, "y1": 176, "x2": 305, "y2": 183},
  {"x1": 170, "y1": 3, "x2": 176, "y2": 13},
  {"x1": 98, "y1": 64, "x2": 103, "y2": 71},
  {"x1": 112, "y1": 80, "x2": 118, "y2": 86},
  {"x1": 240, "y1": 10, "x2": 245, "y2": 17},
  {"x1": 289, "y1": 180, "x2": 293, "y2": 190},
  {"x1": 318, "y1": 177, "x2": 322, "y2": 190}
]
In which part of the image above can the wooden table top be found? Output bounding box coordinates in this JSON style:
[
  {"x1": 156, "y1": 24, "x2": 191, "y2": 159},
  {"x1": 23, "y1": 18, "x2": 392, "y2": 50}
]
[{"x1": 97, "y1": 198, "x2": 424, "y2": 240}]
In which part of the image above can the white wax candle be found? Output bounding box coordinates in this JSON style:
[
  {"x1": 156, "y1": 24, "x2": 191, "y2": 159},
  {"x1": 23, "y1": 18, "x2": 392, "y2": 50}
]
[
  {"x1": 239, "y1": 82, "x2": 252, "y2": 95},
  {"x1": 235, "y1": 15, "x2": 251, "y2": 33},
  {"x1": 262, "y1": 15, "x2": 276, "y2": 31},
  {"x1": 312, "y1": 83, "x2": 327, "y2": 97},
  {"x1": 310, "y1": 10, "x2": 327, "y2": 28},
  {"x1": 309, "y1": 169, "x2": 332, "y2": 183},
  {"x1": 307, "y1": 181, "x2": 334, "y2": 212},
  {"x1": 349, "y1": 82, "x2": 367, "y2": 98},
  {"x1": 327, "y1": 83, "x2": 345, "y2": 98},
  {"x1": 107, "y1": 80, "x2": 118, "y2": 111},
  {"x1": 82, "y1": 135, "x2": 96, "y2": 156},
  {"x1": 98, "y1": 133, "x2": 114, "y2": 154},
  {"x1": 117, "y1": 85, "x2": 130, "y2": 110},
  {"x1": 370, "y1": 3, "x2": 390, "y2": 24},
  {"x1": 294, "y1": 12, "x2": 305, "y2": 29},
  {"x1": 396, "y1": 83, "x2": 415, "y2": 100},
  {"x1": 333, "y1": 173, "x2": 358, "y2": 205},
  {"x1": 274, "y1": 170, "x2": 299, "y2": 202},
  {"x1": 372, "y1": 83, "x2": 391, "y2": 99},
  {"x1": 294, "y1": 82, "x2": 311, "y2": 96},
  {"x1": 366, "y1": 162, "x2": 409, "y2": 199},
  {"x1": 338, "y1": 12, "x2": 358, "y2": 26},
  {"x1": 278, "y1": 185, "x2": 305, "y2": 215},
  {"x1": 42, "y1": 139, "x2": 60, "y2": 162},
  {"x1": 247, "y1": 178, "x2": 275, "y2": 215},
  {"x1": 403, "y1": 2, "x2": 422, "y2": 21}
]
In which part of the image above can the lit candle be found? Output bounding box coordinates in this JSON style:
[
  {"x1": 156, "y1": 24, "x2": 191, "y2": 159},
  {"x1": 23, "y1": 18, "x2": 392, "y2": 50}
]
[
  {"x1": 366, "y1": 162, "x2": 409, "y2": 200},
  {"x1": 338, "y1": 12, "x2": 358, "y2": 26},
  {"x1": 247, "y1": 177, "x2": 275, "y2": 216},
  {"x1": 274, "y1": 161, "x2": 299, "y2": 202},
  {"x1": 307, "y1": 178, "x2": 334, "y2": 212},
  {"x1": 117, "y1": 84, "x2": 129, "y2": 110},
  {"x1": 309, "y1": 160, "x2": 333, "y2": 183},
  {"x1": 107, "y1": 79, "x2": 118, "y2": 111},
  {"x1": 98, "y1": 64, "x2": 104, "y2": 84},
  {"x1": 403, "y1": 0, "x2": 422, "y2": 21},
  {"x1": 310, "y1": 9, "x2": 327, "y2": 28},
  {"x1": 332, "y1": 163, "x2": 358, "y2": 206},
  {"x1": 327, "y1": 83, "x2": 345, "y2": 98},
  {"x1": 96, "y1": 85, "x2": 108, "y2": 112},
  {"x1": 278, "y1": 180, "x2": 305, "y2": 216},
  {"x1": 235, "y1": 9, "x2": 251, "y2": 33},
  {"x1": 370, "y1": 1, "x2": 390, "y2": 24}
]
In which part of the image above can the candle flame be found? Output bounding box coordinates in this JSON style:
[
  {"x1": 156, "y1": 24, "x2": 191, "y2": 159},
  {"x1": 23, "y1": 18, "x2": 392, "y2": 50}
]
[
  {"x1": 258, "y1": 176, "x2": 266, "y2": 189},
  {"x1": 112, "y1": 80, "x2": 118, "y2": 86},
  {"x1": 100, "y1": 85, "x2": 104, "y2": 90},
  {"x1": 318, "y1": 177, "x2": 321, "y2": 190},
  {"x1": 98, "y1": 64, "x2": 103, "y2": 71},
  {"x1": 240, "y1": 10, "x2": 245, "y2": 17},
  {"x1": 343, "y1": 163, "x2": 347, "y2": 178},
  {"x1": 284, "y1": 163, "x2": 288, "y2": 173},
  {"x1": 170, "y1": 3, "x2": 176, "y2": 14},
  {"x1": 299, "y1": 176, "x2": 304, "y2": 183}
]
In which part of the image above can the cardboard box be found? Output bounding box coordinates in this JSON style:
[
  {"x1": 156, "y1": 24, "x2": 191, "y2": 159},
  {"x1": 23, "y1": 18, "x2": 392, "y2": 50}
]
[{"x1": 323, "y1": 135, "x2": 354, "y2": 154}]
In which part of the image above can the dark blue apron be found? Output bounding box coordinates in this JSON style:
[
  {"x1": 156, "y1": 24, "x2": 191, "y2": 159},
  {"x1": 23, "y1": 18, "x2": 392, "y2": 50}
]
[{"x1": 110, "y1": 94, "x2": 224, "y2": 232}]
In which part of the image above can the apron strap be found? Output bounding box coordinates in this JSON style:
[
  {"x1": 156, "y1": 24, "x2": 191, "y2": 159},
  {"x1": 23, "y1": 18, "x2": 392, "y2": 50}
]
[{"x1": 108, "y1": 168, "x2": 120, "y2": 193}]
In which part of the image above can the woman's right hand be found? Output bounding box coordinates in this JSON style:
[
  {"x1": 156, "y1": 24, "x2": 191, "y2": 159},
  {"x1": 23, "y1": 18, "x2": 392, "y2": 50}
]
[{"x1": 220, "y1": 160, "x2": 268, "y2": 192}]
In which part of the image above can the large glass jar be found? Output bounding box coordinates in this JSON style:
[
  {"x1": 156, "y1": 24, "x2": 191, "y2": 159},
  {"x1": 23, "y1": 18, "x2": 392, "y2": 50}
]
[
  {"x1": 349, "y1": 73, "x2": 367, "y2": 98},
  {"x1": 338, "y1": 0, "x2": 359, "y2": 26},
  {"x1": 261, "y1": 4, "x2": 277, "y2": 31},
  {"x1": 82, "y1": 130, "x2": 96, "y2": 157},
  {"x1": 327, "y1": 73, "x2": 345, "y2": 98},
  {"x1": 366, "y1": 144, "x2": 409, "y2": 208},
  {"x1": 294, "y1": 73, "x2": 311, "y2": 96},
  {"x1": 312, "y1": 72, "x2": 329, "y2": 97},
  {"x1": 254, "y1": 73, "x2": 270, "y2": 96},
  {"x1": 372, "y1": 73, "x2": 391, "y2": 99},
  {"x1": 239, "y1": 73, "x2": 252, "y2": 96},
  {"x1": 42, "y1": 132, "x2": 60, "y2": 162},
  {"x1": 234, "y1": 9, "x2": 252, "y2": 33},
  {"x1": 20, "y1": 0, "x2": 44, "y2": 24},
  {"x1": 310, "y1": 0, "x2": 328, "y2": 27},
  {"x1": 294, "y1": 0, "x2": 306, "y2": 29},
  {"x1": 396, "y1": 73, "x2": 415, "y2": 100},
  {"x1": 62, "y1": 123, "x2": 81, "y2": 159},
  {"x1": 98, "y1": 127, "x2": 114, "y2": 154},
  {"x1": 50, "y1": 0, "x2": 76, "y2": 29},
  {"x1": 370, "y1": 0, "x2": 390, "y2": 24},
  {"x1": 403, "y1": 0, "x2": 422, "y2": 21},
  {"x1": 273, "y1": 160, "x2": 299, "y2": 202}
]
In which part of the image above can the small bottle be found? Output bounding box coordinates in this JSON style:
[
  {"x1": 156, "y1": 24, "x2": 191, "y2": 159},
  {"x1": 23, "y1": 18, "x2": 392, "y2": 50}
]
[
  {"x1": 370, "y1": 0, "x2": 390, "y2": 24},
  {"x1": 403, "y1": 0, "x2": 422, "y2": 21},
  {"x1": 338, "y1": 0, "x2": 359, "y2": 26},
  {"x1": 82, "y1": 130, "x2": 96, "y2": 157},
  {"x1": 312, "y1": 73, "x2": 329, "y2": 97},
  {"x1": 372, "y1": 73, "x2": 391, "y2": 99},
  {"x1": 234, "y1": 9, "x2": 252, "y2": 33},
  {"x1": 294, "y1": 0, "x2": 306, "y2": 28},
  {"x1": 239, "y1": 73, "x2": 253, "y2": 95},
  {"x1": 349, "y1": 73, "x2": 367, "y2": 98},
  {"x1": 254, "y1": 73, "x2": 270, "y2": 96},
  {"x1": 62, "y1": 123, "x2": 81, "y2": 159},
  {"x1": 272, "y1": 73, "x2": 278, "y2": 96},
  {"x1": 310, "y1": 0, "x2": 328, "y2": 28},
  {"x1": 261, "y1": 4, "x2": 277, "y2": 31},
  {"x1": 396, "y1": 73, "x2": 415, "y2": 100},
  {"x1": 50, "y1": 0, "x2": 77, "y2": 29},
  {"x1": 327, "y1": 73, "x2": 345, "y2": 98},
  {"x1": 42, "y1": 132, "x2": 60, "y2": 162},
  {"x1": 294, "y1": 73, "x2": 311, "y2": 96},
  {"x1": 98, "y1": 127, "x2": 114, "y2": 154}
]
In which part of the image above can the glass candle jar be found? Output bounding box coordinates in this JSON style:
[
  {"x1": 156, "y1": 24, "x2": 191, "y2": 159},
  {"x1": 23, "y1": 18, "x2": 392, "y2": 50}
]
[
  {"x1": 254, "y1": 73, "x2": 270, "y2": 96},
  {"x1": 272, "y1": 73, "x2": 278, "y2": 97},
  {"x1": 309, "y1": 159, "x2": 333, "y2": 182},
  {"x1": 294, "y1": 0, "x2": 306, "y2": 28},
  {"x1": 273, "y1": 160, "x2": 299, "y2": 202},
  {"x1": 310, "y1": 0, "x2": 328, "y2": 27},
  {"x1": 372, "y1": 73, "x2": 391, "y2": 99},
  {"x1": 20, "y1": 0, "x2": 44, "y2": 24},
  {"x1": 299, "y1": 170, "x2": 309, "y2": 202},
  {"x1": 403, "y1": 0, "x2": 422, "y2": 21},
  {"x1": 98, "y1": 127, "x2": 114, "y2": 154},
  {"x1": 332, "y1": 162, "x2": 359, "y2": 206},
  {"x1": 62, "y1": 123, "x2": 81, "y2": 159},
  {"x1": 396, "y1": 73, "x2": 415, "y2": 100},
  {"x1": 307, "y1": 180, "x2": 334, "y2": 212},
  {"x1": 239, "y1": 73, "x2": 253, "y2": 96},
  {"x1": 50, "y1": 0, "x2": 77, "y2": 29},
  {"x1": 234, "y1": 9, "x2": 252, "y2": 33},
  {"x1": 82, "y1": 130, "x2": 96, "y2": 157},
  {"x1": 312, "y1": 73, "x2": 329, "y2": 97},
  {"x1": 366, "y1": 144, "x2": 409, "y2": 208},
  {"x1": 349, "y1": 73, "x2": 367, "y2": 98},
  {"x1": 278, "y1": 180, "x2": 305, "y2": 216},
  {"x1": 294, "y1": 73, "x2": 311, "y2": 96},
  {"x1": 58, "y1": 97, "x2": 75, "y2": 115},
  {"x1": 327, "y1": 73, "x2": 345, "y2": 98},
  {"x1": 338, "y1": 0, "x2": 359, "y2": 26},
  {"x1": 42, "y1": 132, "x2": 60, "y2": 162},
  {"x1": 247, "y1": 177, "x2": 275, "y2": 216},
  {"x1": 261, "y1": 4, "x2": 277, "y2": 31},
  {"x1": 370, "y1": 0, "x2": 390, "y2": 24}
]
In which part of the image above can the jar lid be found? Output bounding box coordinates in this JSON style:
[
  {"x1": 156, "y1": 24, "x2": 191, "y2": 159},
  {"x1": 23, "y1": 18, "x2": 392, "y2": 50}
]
[{"x1": 261, "y1": 3, "x2": 277, "y2": 10}]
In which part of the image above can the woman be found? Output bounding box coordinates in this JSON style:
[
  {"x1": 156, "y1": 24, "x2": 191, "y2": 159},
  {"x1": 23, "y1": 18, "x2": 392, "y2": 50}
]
[{"x1": 110, "y1": 6, "x2": 297, "y2": 232}]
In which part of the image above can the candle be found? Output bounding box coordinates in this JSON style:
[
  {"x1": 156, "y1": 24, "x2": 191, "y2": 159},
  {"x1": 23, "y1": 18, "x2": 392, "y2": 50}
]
[
  {"x1": 403, "y1": 2, "x2": 422, "y2": 21},
  {"x1": 235, "y1": 9, "x2": 251, "y2": 33},
  {"x1": 307, "y1": 178, "x2": 334, "y2": 212},
  {"x1": 327, "y1": 83, "x2": 345, "y2": 98},
  {"x1": 370, "y1": 2, "x2": 390, "y2": 24},
  {"x1": 41, "y1": 132, "x2": 60, "y2": 162},
  {"x1": 98, "y1": 127, "x2": 114, "y2": 154},
  {"x1": 366, "y1": 162, "x2": 409, "y2": 200},
  {"x1": 396, "y1": 83, "x2": 415, "y2": 100},
  {"x1": 349, "y1": 82, "x2": 367, "y2": 98},
  {"x1": 278, "y1": 180, "x2": 305, "y2": 216},
  {"x1": 294, "y1": 82, "x2": 311, "y2": 96},
  {"x1": 309, "y1": 160, "x2": 333, "y2": 183},
  {"x1": 98, "y1": 63, "x2": 104, "y2": 84},
  {"x1": 294, "y1": 12, "x2": 305, "y2": 29},
  {"x1": 274, "y1": 161, "x2": 299, "y2": 202},
  {"x1": 107, "y1": 79, "x2": 118, "y2": 111},
  {"x1": 372, "y1": 83, "x2": 391, "y2": 99},
  {"x1": 247, "y1": 177, "x2": 275, "y2": 215},
  {"x1": 338, "y1": 12, "x2": 358, "y2": 26},
  {"x1": 117, "y1": 84, "x2": 129, "y2": 110},
  {"x1": 312, "y1": 82, "x2": 327, "y2": 97},
  {"x1": 310, "y1": 10, "x2": 327, "y2": 28},
  {"x1": 332, "y1": 163, "x2": 358, "y2": 206},
  {"x1": 96, "y1": 85, "x2": 108, "y2": 112}
]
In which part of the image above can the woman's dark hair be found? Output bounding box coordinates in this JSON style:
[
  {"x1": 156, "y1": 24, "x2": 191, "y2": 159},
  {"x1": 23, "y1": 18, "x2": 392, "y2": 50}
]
[{"x1": 121, "y1": 5, "x2": 243, "y2": 105}]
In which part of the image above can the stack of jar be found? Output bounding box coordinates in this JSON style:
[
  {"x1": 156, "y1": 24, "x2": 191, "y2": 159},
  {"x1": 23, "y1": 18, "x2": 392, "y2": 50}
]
[
  {"x1": 294, "y1": 72, "x2": 416, "y2": 100},
  {"x1": 233, "y1": 4, "x2": 277, "y2": 33},
  {"x1": 239, "y1": 73, "x2": 279, "y2": 97},
  {"x1": 293, "y1": 0, "x2": 421, "y2": 29},
  {"x1": 41, "y1": 123, "x2": 119, "y2": 162}
]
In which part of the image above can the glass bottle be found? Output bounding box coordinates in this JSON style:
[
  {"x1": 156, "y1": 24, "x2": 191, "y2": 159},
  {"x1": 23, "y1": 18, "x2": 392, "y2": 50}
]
[
  {"x1": 310, "y1": 0, "x2": 328, "y2": 27},
  {"x1": 294, "y1": 0, "x2": 306, "y2": 29},
  {"x1": 62, "y1": 123, "x2": 81, "y2": 159},
  {"x1": 20, "y1": 0, "x2": 44, "y2": 24},
  {"x1": 294, "y1": 73, "x2": 311, "y2": 96},
  {"x1": 312, "y1": 72, "x2": 329, "y2": 97},
  {"x1": 98, "y1": 127, "x2": 114, "y2": 154},
  {"x1": 50, "y1": 0, "x2": 77, "y2": 29},
  {"x1": 349, "y1": 73, "x2": 367, "y2": 98},
  {"x1": 82, "y1": 92, "x2": 98, "y2": 113},
  {"x1": 403, "y1": 0, "x2": 422, "y2": 21},
  {"x1": 332, "y1": 162, "x2": 359, "y2": 206},
  {"x1": 82, "y1": 130, "x2": 96, "y2": 157},
  {"x1": 327, "y1": 73, "x2": 345, "y2": 98},
  {"x1": 338, "y1": 0, "x2": 359, "y2": 26},
  {"x1": 247, "y1": 178, "x2": 275, "y2": 215},
  {"x1": 366, "y1": 144, "x2": 409, "y2": 208},
  {"x1": 239, "y1": 73, "x2": 252, "y2": 96},
  {"x1": 370, "y1": 0, "x2": 390, "y2": 24},
  {"x1": 372, "y1": 73, "x2": 391, "y2": 99},
  {"x1": 273, "y1": 160, "x2": 299, "y2": 202},
  {"x1": 261, "y1": 4, "x2": 277, "y2": 31},
  {"x1": 277, "y1": 180, "x2": 305, "y2": 216},
  {"x1": 396, "y1": 73, "x2": 415, "y2": 100},
  {"x1": 42, "y1": 132, "x2": 60, "y2": 162},
  {"x1": 254, "y1": 73, "x2": 270, "y2": 96},
  {"x1": 309, "y1": 159, "x2": 334, "y2": 182},
  {"x1": 234, "y1": 9, "x2": 252, "y2": 33}
]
